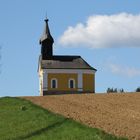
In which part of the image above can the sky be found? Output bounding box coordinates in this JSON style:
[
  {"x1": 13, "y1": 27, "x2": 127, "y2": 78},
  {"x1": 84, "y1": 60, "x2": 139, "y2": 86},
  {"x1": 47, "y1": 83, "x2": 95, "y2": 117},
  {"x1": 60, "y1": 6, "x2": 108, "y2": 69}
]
[{"x1": 0, "y1": 0, "x2": 140, "y2": 96}]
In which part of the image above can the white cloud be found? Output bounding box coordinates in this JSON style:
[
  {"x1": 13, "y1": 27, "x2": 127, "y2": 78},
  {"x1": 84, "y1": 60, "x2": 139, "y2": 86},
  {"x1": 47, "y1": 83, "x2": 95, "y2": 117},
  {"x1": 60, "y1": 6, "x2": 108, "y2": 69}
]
[
  {"x1": 59, "y1": 13, "x2": 140, "y2": 48},
  {"x1": 109, "y1": 63, "x2": 140, "y2": 77}
]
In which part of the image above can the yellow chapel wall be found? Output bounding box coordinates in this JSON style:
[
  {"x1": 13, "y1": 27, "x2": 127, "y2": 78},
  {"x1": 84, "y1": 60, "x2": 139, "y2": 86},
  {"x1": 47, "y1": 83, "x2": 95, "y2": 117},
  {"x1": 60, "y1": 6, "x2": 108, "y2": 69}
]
[
  {"x1": 83, "y1": 73, "x2": 95, "y2": 92},
  {"x1": 48, "y1": 73, "x2": 78, "y2": 91}
]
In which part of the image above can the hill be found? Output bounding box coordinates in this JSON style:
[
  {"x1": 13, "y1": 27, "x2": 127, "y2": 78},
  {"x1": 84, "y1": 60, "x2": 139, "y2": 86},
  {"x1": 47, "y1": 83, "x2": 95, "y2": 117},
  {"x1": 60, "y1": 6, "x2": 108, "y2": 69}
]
[
  {"x1": 23, "y1": 93, "x2": 140, "y2": 140},
  {"x1": 0, "y1": 97, "x2": 127, "y2": 140}
]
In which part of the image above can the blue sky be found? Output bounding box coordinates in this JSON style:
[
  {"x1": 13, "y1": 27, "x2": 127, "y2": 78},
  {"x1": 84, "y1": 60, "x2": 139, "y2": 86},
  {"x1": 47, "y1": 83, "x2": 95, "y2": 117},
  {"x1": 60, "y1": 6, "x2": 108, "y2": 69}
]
[{"x1": 0, "y1": 0, "x2": 140, "y2": 96}]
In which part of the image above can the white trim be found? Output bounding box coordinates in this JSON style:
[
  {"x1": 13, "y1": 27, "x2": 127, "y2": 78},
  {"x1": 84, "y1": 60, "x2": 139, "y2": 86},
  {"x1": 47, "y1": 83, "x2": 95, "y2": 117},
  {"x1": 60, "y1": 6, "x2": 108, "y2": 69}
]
[
  {"x1": 78, "y1": 72, "x2": 83, "y2": 91},
  {"x1": 68, "y1": 78, "x2": 75, "y2": 89},
  {"x1": 51, "y1": 78, "x2": 58, "y2": 89},
  {"x1": 39, "y1": 76, "x2": 43, "y2": 95},
  {"x1": 42, "y1": 70, "x2": 48, "y2": 90},
  {"x1": 44, "y1": 69, "x2": 95, "y2": 74},
  {"x1": 43, "y1": 87, "x2": 48, "y2": 91},
  {"x1": 78, "y1": 88, "x2": 83, "y2": 91}
]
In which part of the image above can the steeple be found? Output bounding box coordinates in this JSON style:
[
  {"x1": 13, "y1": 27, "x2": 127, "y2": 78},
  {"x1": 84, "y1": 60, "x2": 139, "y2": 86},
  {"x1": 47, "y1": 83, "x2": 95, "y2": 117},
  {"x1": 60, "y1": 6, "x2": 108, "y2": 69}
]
[{"x1": 40, "y1": 18, "x2": 54, "y2": 60}]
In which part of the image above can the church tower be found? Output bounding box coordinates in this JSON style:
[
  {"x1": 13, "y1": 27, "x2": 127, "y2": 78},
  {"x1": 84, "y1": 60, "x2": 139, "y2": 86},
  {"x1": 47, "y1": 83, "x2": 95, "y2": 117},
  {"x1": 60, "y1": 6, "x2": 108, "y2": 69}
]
[{"x1": 40, "y1": 18, "x2": 54, "y2": 59}]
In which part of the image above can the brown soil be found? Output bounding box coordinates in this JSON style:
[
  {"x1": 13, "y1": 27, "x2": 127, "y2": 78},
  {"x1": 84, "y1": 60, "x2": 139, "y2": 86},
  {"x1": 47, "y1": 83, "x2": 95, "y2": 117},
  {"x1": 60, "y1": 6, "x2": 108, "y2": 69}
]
[{"x1": 23, "y1": 93, "x2": 140, "y2": 140}]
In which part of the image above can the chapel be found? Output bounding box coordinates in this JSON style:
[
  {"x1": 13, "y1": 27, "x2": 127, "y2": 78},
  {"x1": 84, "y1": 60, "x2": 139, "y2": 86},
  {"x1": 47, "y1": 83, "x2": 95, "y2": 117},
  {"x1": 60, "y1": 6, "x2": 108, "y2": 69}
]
[{"x1": 38, "y1": 18, "x2": 97, "y2": 95}]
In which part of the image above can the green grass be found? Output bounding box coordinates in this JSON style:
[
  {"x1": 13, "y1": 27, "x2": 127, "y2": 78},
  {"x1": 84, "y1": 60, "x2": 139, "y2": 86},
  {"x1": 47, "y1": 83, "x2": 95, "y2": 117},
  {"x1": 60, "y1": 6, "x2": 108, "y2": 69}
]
[{"x1": 0, "y1": 97, "x2": 128, "y2": 140}]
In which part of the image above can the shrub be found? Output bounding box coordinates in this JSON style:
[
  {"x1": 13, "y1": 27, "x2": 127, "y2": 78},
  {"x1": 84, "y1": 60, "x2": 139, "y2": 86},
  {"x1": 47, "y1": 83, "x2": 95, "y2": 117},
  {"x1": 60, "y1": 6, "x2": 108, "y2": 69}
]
[
  {"x1": 20, "y1": 105, "x2": 27, "y2": 111},
  {"x1": 136, "y1": 87, "x2": 140, "y2": 92}
]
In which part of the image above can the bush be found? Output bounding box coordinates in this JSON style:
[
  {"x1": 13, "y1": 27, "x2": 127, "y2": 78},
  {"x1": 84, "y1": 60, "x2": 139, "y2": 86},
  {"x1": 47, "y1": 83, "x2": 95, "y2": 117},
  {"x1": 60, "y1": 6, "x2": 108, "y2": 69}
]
[
  {"x1": 20, "y1": 105, "x2": 27, "y2": 111},
  {"x1": 136, "y1": 87, "x2": 140, "y2": 92}
]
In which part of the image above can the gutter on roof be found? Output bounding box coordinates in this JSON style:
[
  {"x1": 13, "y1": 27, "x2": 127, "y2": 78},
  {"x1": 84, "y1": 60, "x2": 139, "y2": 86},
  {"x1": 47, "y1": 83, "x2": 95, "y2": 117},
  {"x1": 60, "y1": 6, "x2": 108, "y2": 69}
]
[{"x1": 42, "y1": 67, "x2": 97, "y2": 71}]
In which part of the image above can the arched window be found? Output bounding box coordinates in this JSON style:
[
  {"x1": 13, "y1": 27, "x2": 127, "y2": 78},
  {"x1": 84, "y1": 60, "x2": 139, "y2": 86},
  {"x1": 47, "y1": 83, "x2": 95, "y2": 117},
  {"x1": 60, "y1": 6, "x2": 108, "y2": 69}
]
[
  {"x1": 51, "y1": 78, "x2": 57, "y2": 89},
  {"x1": 69, "y1": 79, "x2": 75, "y2": 89}
]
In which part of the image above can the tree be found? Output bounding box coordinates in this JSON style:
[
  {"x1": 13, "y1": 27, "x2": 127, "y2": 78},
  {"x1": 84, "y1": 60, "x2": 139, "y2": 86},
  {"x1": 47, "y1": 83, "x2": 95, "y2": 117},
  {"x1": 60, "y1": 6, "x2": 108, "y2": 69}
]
[
  {"x1": 136, "y1": 87, "x2": 140, "y2": 92},
  {"x1": 114, "y1": 88, "x2": 117, "y2": 93},
  {"x1": 107, "y1": 88, "x2": 111, "y2": 93},
  {"x1": 107, "y1": 87, "x2": 117, "y2": 93},
  {"x1": 107, "y1": 88, "x2": 124, "y2": 93},
  {"x1": 120, "y1": 88, "x2": 124, "y2": 93}
]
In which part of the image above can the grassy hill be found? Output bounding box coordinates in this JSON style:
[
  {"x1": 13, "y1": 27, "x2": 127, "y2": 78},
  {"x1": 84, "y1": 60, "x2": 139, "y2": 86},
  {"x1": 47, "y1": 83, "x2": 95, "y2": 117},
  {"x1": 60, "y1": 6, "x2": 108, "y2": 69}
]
[{"x1": 0, "y1": 97, "x2": 127, "y2": 140}]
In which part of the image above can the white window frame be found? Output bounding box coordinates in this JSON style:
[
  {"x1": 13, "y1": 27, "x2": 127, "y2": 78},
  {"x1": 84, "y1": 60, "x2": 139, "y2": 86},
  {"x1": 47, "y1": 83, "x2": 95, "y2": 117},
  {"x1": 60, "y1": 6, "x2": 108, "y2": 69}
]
[
  {"x1": 51, "y1": 78, "x2": 58, "y2": 89},
  {"x1": 68, "y1": 78, "x2": 75, "y2": 89}
]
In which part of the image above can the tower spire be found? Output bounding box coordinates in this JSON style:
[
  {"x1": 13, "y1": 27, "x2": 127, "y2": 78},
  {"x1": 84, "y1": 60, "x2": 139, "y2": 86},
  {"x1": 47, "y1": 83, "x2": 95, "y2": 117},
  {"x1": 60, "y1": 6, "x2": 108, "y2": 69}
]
[
  {"x1": 40, "y1": 18, "x2": 54, "y2": 60},
  {"x1": 40, "y1": 18, "x2": 54, "y2": 44}
]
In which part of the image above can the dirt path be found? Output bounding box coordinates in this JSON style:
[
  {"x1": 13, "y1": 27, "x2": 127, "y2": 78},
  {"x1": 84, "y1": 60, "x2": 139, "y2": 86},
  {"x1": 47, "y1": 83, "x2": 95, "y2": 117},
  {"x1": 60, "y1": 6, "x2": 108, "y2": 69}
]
[{"x1": 23, "y1": 93, "x2": 140, "y2": 140}]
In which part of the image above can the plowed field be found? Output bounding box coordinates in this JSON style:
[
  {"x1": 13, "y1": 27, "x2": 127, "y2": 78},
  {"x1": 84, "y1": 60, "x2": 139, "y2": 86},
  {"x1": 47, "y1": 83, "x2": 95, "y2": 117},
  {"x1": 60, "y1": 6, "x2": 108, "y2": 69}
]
[{"x1": 23, "y1": 93, "x2": 140, "y2": 140}]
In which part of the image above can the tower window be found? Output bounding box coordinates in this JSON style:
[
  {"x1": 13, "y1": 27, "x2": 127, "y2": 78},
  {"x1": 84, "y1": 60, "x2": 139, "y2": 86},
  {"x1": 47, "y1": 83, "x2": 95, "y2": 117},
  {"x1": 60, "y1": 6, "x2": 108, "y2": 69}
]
[
  {"x1": 69, "y1": 79, "x2": 75, "y2": 89},
  {"x1": 51, "y1": 78, "x2": 57, "y2": 89}
]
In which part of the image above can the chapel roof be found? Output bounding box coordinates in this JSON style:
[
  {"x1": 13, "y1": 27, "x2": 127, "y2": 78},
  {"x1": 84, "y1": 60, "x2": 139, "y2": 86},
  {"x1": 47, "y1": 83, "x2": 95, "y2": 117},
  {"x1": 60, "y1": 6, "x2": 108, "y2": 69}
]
[{"x1": 39, "y1": 55, "x2": 97, "y2": 71}]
